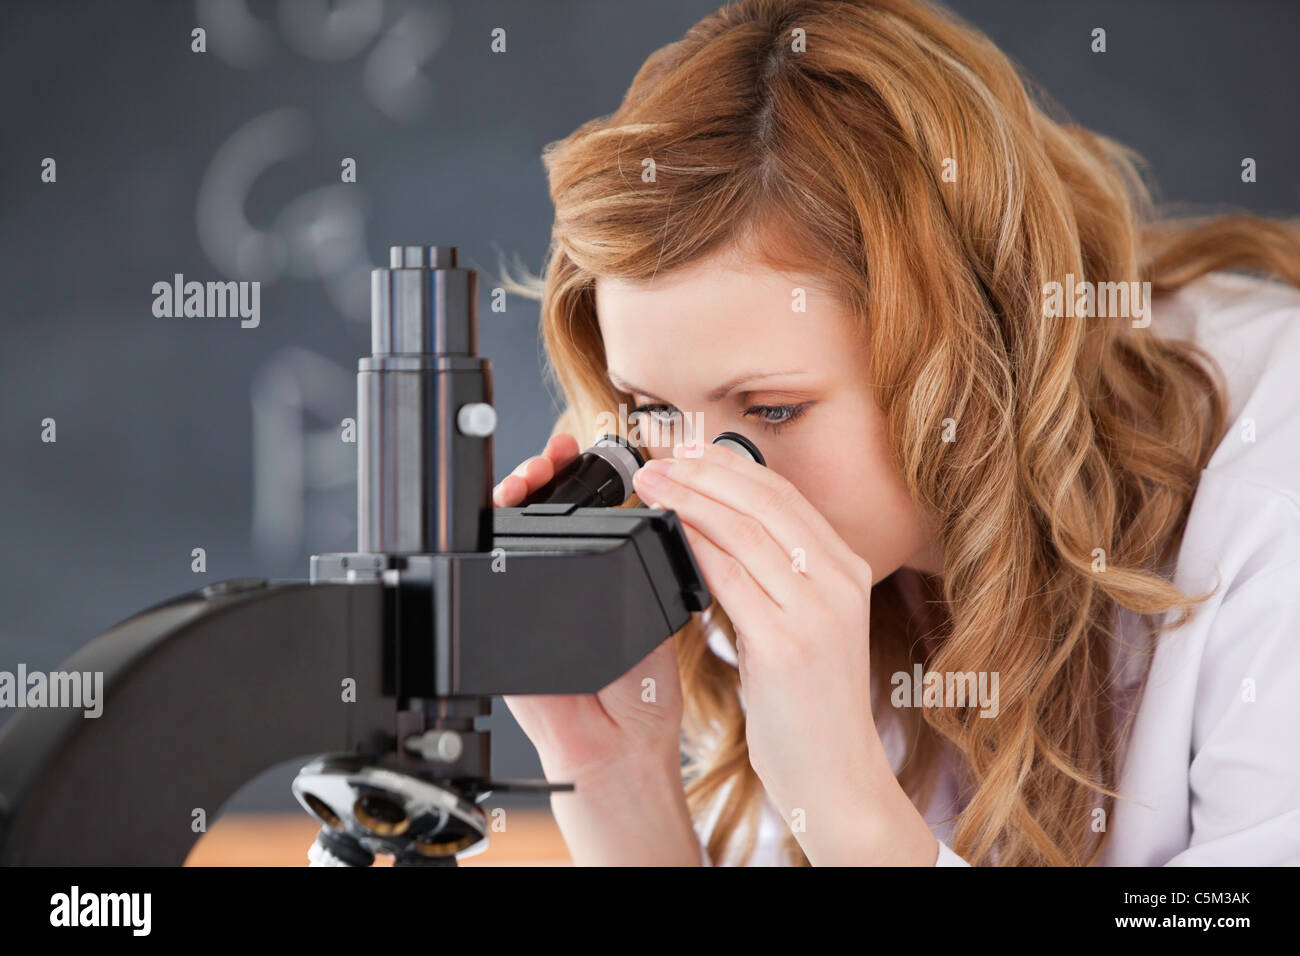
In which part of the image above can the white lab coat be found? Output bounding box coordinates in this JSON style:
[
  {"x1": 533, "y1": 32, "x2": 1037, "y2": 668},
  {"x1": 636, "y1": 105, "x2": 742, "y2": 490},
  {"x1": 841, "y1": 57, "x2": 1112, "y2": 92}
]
[{"x1": 696, "y1": 271, "x2": 1300, "y2": 866}]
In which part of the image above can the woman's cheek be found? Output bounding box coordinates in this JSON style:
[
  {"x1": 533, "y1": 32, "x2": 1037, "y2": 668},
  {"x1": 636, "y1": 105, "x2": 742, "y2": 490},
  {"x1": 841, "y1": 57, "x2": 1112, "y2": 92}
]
[{"x1": 812, "y1": 458, "x2": 916, "y2": 574}]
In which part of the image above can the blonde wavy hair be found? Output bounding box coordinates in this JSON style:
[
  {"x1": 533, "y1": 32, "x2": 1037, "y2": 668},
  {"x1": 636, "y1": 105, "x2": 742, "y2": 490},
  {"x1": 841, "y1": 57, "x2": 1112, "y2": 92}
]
[{"x1": 497, "y1": 0, "x2": 1300, "y2": 865}]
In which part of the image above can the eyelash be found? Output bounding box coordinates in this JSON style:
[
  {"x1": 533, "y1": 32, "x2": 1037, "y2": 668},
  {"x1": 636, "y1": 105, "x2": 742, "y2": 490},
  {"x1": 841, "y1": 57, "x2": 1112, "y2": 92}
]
[{"x1": 629, "y1": 402, "x2": 812, "y2": 434}]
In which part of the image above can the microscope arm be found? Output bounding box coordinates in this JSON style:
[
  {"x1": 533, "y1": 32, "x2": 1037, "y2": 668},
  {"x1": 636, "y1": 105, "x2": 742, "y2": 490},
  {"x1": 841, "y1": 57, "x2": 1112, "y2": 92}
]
[{"x1": 0, "y1": 580, "x2": 388, "y2": 865}]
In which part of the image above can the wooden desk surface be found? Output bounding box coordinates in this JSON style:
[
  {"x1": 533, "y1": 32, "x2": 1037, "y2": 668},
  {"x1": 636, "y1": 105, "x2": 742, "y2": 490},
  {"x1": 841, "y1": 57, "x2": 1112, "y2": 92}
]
[{"x1": 185, "y1": 809, "x2": 571, "y2": 866}]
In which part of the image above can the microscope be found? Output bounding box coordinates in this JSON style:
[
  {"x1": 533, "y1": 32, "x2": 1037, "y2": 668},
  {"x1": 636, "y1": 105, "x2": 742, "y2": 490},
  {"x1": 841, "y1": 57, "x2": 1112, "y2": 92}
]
[{"x1": 0, "y1": 245, "x2": 715, "y2": 866}]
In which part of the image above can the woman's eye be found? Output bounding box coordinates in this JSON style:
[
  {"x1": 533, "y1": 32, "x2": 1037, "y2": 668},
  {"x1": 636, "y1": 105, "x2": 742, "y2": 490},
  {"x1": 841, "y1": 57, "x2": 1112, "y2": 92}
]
[
  {"x1": 743, "y1": 402, "x2": 812, "y2": 433},
  {"x1": 630, "y1": 403, "x2": 681, "y2": 425}
]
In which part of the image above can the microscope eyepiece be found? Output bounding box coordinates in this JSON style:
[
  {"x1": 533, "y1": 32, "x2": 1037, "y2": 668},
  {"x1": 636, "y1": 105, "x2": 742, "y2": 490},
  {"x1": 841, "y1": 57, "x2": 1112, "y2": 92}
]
[
  {"x1": 524, "y1": 434, "x2": 646, "y2": 508},
  {"x1": 523, "y1": 431, "x2": 765, "y2": 509},
  {"x1": 712, "y1": 431, "x2": 766, "y2": 465}
]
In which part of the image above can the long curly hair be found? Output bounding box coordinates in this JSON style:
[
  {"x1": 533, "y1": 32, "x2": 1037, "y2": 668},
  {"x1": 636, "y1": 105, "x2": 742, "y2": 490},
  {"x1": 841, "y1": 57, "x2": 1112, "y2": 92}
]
[{"x1": 497, "y1": 0, "x2": 1300, "y2": 865}]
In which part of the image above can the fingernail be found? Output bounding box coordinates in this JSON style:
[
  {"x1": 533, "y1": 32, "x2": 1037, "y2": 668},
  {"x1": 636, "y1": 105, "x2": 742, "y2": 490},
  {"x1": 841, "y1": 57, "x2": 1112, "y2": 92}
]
[{"x1": 637, "y1": 458, "x2": 672, "y2": 488}]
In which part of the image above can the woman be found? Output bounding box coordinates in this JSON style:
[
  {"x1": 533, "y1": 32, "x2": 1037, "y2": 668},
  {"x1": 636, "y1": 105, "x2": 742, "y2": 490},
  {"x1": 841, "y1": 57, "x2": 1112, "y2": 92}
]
[{"x1": 496, "y1": 0, "x2": 1300, "y2": 866}]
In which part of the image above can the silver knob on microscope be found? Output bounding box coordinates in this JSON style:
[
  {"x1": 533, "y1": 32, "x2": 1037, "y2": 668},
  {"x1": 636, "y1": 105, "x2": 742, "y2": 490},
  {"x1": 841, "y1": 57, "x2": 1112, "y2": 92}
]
[{"x1": 404, "y1": 729, "x2": 465, "y2": 763}]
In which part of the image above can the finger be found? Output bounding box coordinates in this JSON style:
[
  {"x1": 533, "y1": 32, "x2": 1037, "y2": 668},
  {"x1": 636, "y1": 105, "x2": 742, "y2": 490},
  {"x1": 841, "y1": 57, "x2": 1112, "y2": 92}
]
[
  {"x1": 653, "y1": 446, "x2": 814, "y2": 562},
  {"x1": 648, "y1": 473, "x2": 807, "y2": 609},
  {"x1": 675, "y1": 439, "x2": 858, "y2": 569},
  {"x1": 544, "y1": 433, "x2": 580, "y2": 466},
  {"x1": 635, "y1": 448, "x2": 838, "y2": 595},
  {"x1": 512, "y1": 454, "x2": 556, "y2": 489},
  {"x1": 494, "y1": 473, "x2": 529, "y2": 506},
  {"x1": 679, "y1": 524, "x2": 781, "y2": 638},
  {"x1": 494, "y1": 434, "x2": 584, "y2": 506}
]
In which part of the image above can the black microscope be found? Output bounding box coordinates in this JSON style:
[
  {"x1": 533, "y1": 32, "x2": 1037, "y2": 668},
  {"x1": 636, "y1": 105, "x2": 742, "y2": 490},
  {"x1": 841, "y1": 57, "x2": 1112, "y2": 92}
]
[{"x1": 0, "y1": 245, "x2": 717, "y2": 866}]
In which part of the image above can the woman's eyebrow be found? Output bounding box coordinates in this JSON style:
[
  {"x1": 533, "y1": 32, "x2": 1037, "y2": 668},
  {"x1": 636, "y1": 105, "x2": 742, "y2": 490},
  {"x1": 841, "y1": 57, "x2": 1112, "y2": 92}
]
[{"x1": 606, "y1": 369, "x2": 809, "y2": 402}]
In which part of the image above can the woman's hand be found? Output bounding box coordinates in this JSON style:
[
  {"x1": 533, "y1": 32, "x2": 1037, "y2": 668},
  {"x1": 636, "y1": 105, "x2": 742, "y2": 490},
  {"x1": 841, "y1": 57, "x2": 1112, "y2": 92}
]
[
  {"x1": 632, "y1": 439, "x2": 939, "y2": 865},
  {"x1": 496, "y1": 433, "x2": 700, "y2": 864},
  {"x1": 496, "y1": 434, "x2": 686, "y2": 783}
]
